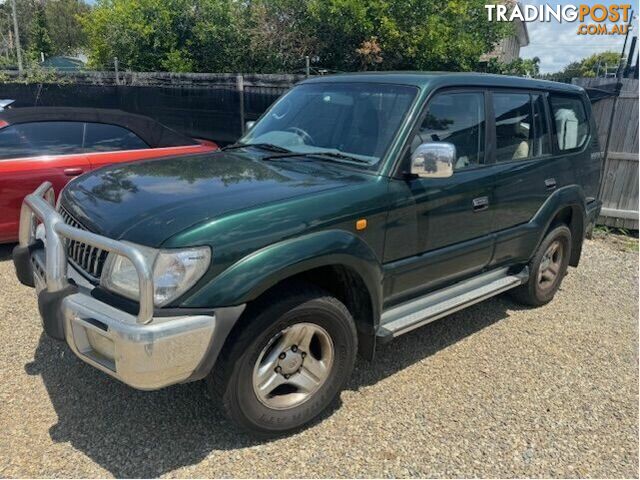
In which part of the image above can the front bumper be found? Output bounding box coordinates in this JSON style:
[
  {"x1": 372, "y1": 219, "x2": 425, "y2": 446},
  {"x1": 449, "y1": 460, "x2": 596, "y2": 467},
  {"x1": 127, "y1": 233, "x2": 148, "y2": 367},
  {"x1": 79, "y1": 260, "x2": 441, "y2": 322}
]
[{"x1": 13, "y1": 182, "x2": 244, "y2": 390}]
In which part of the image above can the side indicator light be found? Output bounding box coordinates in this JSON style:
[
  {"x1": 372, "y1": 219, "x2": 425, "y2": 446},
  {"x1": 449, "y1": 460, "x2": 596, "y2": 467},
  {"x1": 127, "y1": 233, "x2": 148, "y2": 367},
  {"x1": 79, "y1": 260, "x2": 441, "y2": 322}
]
[{"x1": 356, "y1": 219, "x2": 367, "y2": 231}]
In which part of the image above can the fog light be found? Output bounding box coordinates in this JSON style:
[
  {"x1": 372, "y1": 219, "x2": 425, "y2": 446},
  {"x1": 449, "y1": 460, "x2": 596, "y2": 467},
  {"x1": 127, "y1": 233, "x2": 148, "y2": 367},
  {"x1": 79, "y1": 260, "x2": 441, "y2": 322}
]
[{"x1": 86, "y1": 329, "x2": 115, "y2": 360}]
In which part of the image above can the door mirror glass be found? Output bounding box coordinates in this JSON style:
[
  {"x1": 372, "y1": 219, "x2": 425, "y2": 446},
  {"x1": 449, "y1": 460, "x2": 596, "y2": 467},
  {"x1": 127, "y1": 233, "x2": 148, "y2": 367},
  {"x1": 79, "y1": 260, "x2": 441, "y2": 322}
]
[{"x1": 410, "y1": 142, "x2": 455, "y2": 178}]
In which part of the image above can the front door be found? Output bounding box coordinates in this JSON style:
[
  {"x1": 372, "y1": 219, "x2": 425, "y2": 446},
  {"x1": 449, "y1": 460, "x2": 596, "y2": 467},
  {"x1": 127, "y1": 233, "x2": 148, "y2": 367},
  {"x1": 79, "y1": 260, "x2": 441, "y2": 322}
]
[
  {"x1": 0, "y1": 121, "x2": 89, "y2": 243},
  {"x1": 383, "y1": 90, "x2": 495, "y2": 305}
]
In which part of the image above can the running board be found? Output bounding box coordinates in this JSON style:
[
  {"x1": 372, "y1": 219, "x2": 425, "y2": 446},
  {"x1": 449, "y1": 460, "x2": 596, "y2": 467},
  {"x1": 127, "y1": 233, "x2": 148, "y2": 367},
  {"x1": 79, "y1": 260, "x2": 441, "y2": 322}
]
[{"x1": 378, "y1": 267, "x2": 529, "y2": 339}]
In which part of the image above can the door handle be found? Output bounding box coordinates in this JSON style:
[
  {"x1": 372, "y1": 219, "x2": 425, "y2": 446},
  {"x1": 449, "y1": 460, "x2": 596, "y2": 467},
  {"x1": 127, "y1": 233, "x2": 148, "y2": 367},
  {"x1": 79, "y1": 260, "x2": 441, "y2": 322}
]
[
  {"x1": 545, "y1": 178, "x2": 557, "y2": 190},
  {"x1": 63, "y1": 167, "x2": 84, "y2": 176},
  {"x1": 472, "y1": 196, "x2": 490, "y2": 212}
]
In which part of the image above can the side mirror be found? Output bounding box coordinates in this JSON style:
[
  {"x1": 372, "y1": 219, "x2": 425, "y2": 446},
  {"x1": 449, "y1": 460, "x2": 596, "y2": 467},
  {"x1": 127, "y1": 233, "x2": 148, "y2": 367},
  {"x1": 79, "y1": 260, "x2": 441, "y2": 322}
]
[
  {"x1": 245, "y1": 121, "x2": 256, "y2": 132},
  {"x1": 0, "y1": 99, "x2": 15, "y2": 111},
  {"x1": 410, "y1": 142, "x2": 455, "y2": 178}
]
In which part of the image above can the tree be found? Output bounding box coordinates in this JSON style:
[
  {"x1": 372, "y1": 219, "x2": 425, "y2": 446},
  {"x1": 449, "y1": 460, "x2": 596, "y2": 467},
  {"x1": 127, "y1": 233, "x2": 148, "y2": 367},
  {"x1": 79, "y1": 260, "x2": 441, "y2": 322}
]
[
  {"x1": 306, "y1": 0, "x2": 512, "y2": 72},
  {"x1": 241, "y1": 0, "x2": 317, "y2": 73},
  {"x1": 79, "y1": 0, "x2": 514, "y2": 73},
  {"x1": 28, "y1": 2, "x2": 53, "y2": 61},
  {"x1": 1, "y1": 0, "x2": 90, "y2": 67},
  {"x1": 81, "y1": 0, "x2": 244, "y2": 72},
  {"x1": 0, "y1": 0, "x2": 38, "y2": 66},
  {"x1": 189, "y1": 0, "x2": 248, "y2": 72},
  {"x1": 544, "y1": 51, "x2": 622, "y2": 83},
  {"x1": 484, "y1": 56, "x2": 540, "y2": 76},
  {"x1": 45, "y1": 0, "x2": 91, "y2": 56},
  {"x1": 579, "y1": 51, "x2": 621, "y2": 77},
  {"x1": 81, "y1": 0, "x2": 188, "y2": 71}
]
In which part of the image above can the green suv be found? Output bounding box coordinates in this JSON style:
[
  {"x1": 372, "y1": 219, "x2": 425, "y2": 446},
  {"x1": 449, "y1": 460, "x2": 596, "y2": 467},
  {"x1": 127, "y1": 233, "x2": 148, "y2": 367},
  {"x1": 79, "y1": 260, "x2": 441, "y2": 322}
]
[{"x1": 13, "y1": 73, "x2": 602, "y2": 435}]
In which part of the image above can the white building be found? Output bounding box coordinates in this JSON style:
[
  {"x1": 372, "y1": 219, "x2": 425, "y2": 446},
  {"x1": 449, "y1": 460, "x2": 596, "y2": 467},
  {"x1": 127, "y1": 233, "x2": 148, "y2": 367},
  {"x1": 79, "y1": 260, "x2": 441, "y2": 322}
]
[{"x1": 481, "y1": 1, "x2": 530, "y2": 63}]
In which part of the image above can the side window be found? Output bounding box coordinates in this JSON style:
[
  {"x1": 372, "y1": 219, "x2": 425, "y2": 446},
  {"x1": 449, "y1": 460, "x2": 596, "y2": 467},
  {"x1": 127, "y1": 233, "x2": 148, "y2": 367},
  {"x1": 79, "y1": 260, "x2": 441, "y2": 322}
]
[
  {"x1": 0, "y1": 126, "x2": 27, "y2": 160},
  {"x1": 549, "y1": 94, "x2": 589, "y2": 151},
  {"x1": 0, "y1": 121, "x2": 84, "y2": 160},
  {"x1": 493, "y1": 93, "x2": 534, "y2": 162},
  {"x1": 84, "y1": 123, "x2": 148, "y2": 152},
  {"x1": 411, "y1": 92, "x2": 485, "y2": 171}
]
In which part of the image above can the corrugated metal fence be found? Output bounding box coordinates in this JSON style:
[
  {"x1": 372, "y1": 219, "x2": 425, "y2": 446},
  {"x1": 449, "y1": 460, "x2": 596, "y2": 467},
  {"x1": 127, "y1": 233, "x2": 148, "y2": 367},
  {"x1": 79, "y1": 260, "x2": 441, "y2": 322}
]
[{"x1": 574, "y1": 77, "x2": 639, "y2": 230}]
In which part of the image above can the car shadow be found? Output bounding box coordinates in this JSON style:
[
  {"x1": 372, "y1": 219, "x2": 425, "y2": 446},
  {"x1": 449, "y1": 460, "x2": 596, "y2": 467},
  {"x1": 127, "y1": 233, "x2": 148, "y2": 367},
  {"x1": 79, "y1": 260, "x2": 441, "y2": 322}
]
[
  {"x1": 0, "y1": 243, "x2": 15, "y2": 261},
  {"x1": 26, "y1": 294, "x2": 522, "y2": 477}
]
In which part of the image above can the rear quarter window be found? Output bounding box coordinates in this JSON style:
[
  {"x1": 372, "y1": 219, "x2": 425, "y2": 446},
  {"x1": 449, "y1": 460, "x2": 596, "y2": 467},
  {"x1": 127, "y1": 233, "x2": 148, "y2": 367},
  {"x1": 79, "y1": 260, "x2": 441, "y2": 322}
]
[
  {"x1": 549, "y1": 94, "x2": 589, "y2": 152},
  {"x1": 83, "y1": 123, "x2": 148, "y2": 152}
]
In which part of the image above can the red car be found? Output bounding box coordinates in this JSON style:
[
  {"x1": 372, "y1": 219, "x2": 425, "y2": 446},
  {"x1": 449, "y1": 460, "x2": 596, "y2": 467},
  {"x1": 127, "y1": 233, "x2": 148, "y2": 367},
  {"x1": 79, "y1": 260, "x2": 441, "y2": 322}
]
[{"x1": 0, "y1": 107, "x2": 218, "y2": 243}]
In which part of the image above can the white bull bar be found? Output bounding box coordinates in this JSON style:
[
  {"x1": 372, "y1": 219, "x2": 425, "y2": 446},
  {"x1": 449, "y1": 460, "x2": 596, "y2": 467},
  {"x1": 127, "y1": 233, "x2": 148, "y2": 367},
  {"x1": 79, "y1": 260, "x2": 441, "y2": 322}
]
[
  {"x1": 19, "y1": 181, "x2": 154, "y2": 324},
  {"x1": 17, "y1": 182, "x2": 245, "y2": 390}
]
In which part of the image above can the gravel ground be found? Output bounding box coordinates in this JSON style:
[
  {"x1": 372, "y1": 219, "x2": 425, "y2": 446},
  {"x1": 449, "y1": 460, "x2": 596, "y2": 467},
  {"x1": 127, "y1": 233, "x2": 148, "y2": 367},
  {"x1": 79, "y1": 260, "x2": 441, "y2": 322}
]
[{"x1": 0, "y1": 235, "x2": 637, "y2": 478}]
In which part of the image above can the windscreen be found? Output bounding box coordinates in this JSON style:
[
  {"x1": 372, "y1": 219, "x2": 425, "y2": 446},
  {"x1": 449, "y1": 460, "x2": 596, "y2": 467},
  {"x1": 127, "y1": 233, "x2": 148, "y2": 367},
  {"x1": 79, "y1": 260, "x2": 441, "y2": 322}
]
[{"x1": 242, "y1": 82, "x2": 418, "y2": 167}]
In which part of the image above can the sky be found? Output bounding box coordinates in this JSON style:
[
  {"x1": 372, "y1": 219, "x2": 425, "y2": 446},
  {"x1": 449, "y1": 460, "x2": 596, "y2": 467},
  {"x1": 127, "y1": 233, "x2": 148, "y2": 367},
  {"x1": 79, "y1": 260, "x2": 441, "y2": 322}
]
[{"x1": 519, "y1": 0, "x2": 638, "y2": 73}]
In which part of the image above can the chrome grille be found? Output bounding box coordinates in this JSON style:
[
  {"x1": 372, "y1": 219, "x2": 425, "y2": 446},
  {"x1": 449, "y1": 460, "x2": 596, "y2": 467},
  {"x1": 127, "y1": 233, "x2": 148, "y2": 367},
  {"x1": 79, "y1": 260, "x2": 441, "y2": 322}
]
[{"x1": 58, "y1": 207, "x2": 109, "y2": 280}]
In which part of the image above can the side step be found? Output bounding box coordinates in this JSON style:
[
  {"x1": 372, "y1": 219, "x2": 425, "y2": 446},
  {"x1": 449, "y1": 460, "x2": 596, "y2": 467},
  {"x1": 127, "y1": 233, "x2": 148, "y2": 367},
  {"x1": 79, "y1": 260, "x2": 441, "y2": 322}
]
[{"x1": 378, "y1": 267, "x2": 529, "y2": 339}]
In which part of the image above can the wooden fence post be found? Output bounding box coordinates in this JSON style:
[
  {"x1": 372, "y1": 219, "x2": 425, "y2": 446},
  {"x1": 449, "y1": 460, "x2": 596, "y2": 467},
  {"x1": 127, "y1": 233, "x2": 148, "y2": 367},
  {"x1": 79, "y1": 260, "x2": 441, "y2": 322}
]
[{"x1": 114, "y1": 57, "x2": 120, "y2": 86}]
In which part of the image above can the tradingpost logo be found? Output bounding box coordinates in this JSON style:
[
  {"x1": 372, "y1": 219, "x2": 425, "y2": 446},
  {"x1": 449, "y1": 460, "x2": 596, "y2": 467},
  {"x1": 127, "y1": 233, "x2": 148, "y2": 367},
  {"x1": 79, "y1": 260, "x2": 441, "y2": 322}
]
[{"x1": 485, "y1": 3, "x2": 633, "y2": 35}]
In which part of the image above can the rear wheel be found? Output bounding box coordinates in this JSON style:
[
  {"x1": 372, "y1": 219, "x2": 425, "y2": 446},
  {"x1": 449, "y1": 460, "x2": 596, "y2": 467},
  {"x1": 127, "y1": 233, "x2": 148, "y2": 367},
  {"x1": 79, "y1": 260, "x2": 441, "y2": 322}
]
[
  {"x1": 208, "y1": 285, "x2": 357, "y2": 436},
  {"x1": 510, "y1": 224, "x2": 572, "y2": 307}
]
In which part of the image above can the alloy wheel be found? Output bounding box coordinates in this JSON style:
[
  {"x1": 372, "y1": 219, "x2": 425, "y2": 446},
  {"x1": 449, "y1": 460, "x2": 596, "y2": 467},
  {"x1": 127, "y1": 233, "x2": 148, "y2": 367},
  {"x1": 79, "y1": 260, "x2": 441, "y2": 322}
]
[
  {"x1": 252, "y1": 322, "x2": 334, "y2": 410},
  {"x1": 537, "y1": 240, "x2": 564, "y2": 291}
]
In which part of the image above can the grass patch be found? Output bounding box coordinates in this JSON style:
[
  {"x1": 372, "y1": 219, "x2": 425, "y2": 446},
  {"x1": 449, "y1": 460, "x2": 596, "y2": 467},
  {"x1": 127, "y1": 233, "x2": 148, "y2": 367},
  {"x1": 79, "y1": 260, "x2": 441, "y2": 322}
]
[{"x1": 593, "y1": 225, "x2": 639, "y2": 252}]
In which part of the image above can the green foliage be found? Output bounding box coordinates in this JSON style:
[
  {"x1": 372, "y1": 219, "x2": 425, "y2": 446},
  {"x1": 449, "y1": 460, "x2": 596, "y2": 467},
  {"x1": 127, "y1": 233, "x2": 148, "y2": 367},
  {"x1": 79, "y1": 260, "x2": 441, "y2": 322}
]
[
  {"x1": 544, "y1": 51, "x2": 622, "y2": 83},
  {"x1": 242, "y1": 0, "x2": 316, "y2": 73},
  {"x1": 44, "y1": 0, "x2": 91, "y2": 55},
  {"x1": 484, "y1": 56, "x2": 540, "y2": 76},
  {"x1": 0, "y1": 65, "x2": 66, "y2": 84},
  {"x1": 161, "y1": 49, "x2": 194, "y2": 73},
  {"x1": 81, "y1": 0, "x2": 245, "y2": 72},
  {"x1": 189, "y1": 0, "x2": 246, "y2": 72},
  {"x1": 28, "y1": 3, "x2": 54, "y2": 60},
  {"x1": 23, "y1": 65, "x2": 63, "y2": 84},
  {"x1": 579, "y1": 51, "x2": 621, "y2": 77},
  {"x1": 0, "y1": 0, "x2": 89, "y2": 68},
  {"x1": 0, "y1": 0, "x2": 32, "y2": 67},
  {"x1": 80, "y1": 0, "x2": 513, "y2": 73},
  {"x1": 305, "y1": 0, "x2": 513, "y2": 72}
]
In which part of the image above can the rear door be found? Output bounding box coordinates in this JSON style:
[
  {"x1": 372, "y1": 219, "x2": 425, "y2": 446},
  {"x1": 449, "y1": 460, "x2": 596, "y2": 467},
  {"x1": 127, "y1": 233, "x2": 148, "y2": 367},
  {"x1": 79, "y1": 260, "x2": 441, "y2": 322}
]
[
  {"x1": 488, "y1": 90, "x2": 584, "y2": 266},
  {"x1": 0, "y1": 121, "x2": 88, "y2": 242}
]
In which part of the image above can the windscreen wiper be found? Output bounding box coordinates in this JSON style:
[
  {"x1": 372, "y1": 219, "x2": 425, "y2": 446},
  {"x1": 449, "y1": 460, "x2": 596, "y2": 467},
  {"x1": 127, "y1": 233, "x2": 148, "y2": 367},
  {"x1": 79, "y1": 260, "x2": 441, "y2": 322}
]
[
  {"x1": 222, "y1": 142, "x2": 291, "y2": 153},
  {"x1": 263, "y1": 151, "x2": 370, "y2": 165}
]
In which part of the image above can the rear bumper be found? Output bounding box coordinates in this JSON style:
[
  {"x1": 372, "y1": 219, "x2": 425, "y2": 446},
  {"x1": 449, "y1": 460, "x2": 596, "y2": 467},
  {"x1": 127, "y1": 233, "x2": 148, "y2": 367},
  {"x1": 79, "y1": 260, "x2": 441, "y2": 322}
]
[{"x1": 13, "y1": 182, "x2": 244, "y2": 390}]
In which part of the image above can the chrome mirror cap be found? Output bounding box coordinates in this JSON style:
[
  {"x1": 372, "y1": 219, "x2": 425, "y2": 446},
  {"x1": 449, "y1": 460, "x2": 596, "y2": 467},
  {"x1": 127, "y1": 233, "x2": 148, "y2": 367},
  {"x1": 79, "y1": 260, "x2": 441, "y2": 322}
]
[{"x1": 410, "y1": 142, "x2": 455, "y2": 178}]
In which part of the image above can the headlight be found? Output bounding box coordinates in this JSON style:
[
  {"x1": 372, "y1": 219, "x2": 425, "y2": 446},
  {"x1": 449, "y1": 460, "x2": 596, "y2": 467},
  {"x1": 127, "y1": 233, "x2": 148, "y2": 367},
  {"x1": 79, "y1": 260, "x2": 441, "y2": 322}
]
[{"x1": 101, "y1": 244, "x2": 211, "y2": 307}]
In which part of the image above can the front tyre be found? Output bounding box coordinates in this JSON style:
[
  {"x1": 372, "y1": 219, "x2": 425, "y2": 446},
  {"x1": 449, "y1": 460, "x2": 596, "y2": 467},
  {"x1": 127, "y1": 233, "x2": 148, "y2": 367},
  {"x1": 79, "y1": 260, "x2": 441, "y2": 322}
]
[{"x1": 208, "y1": 286, "x2": 357, "y2": 436}]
